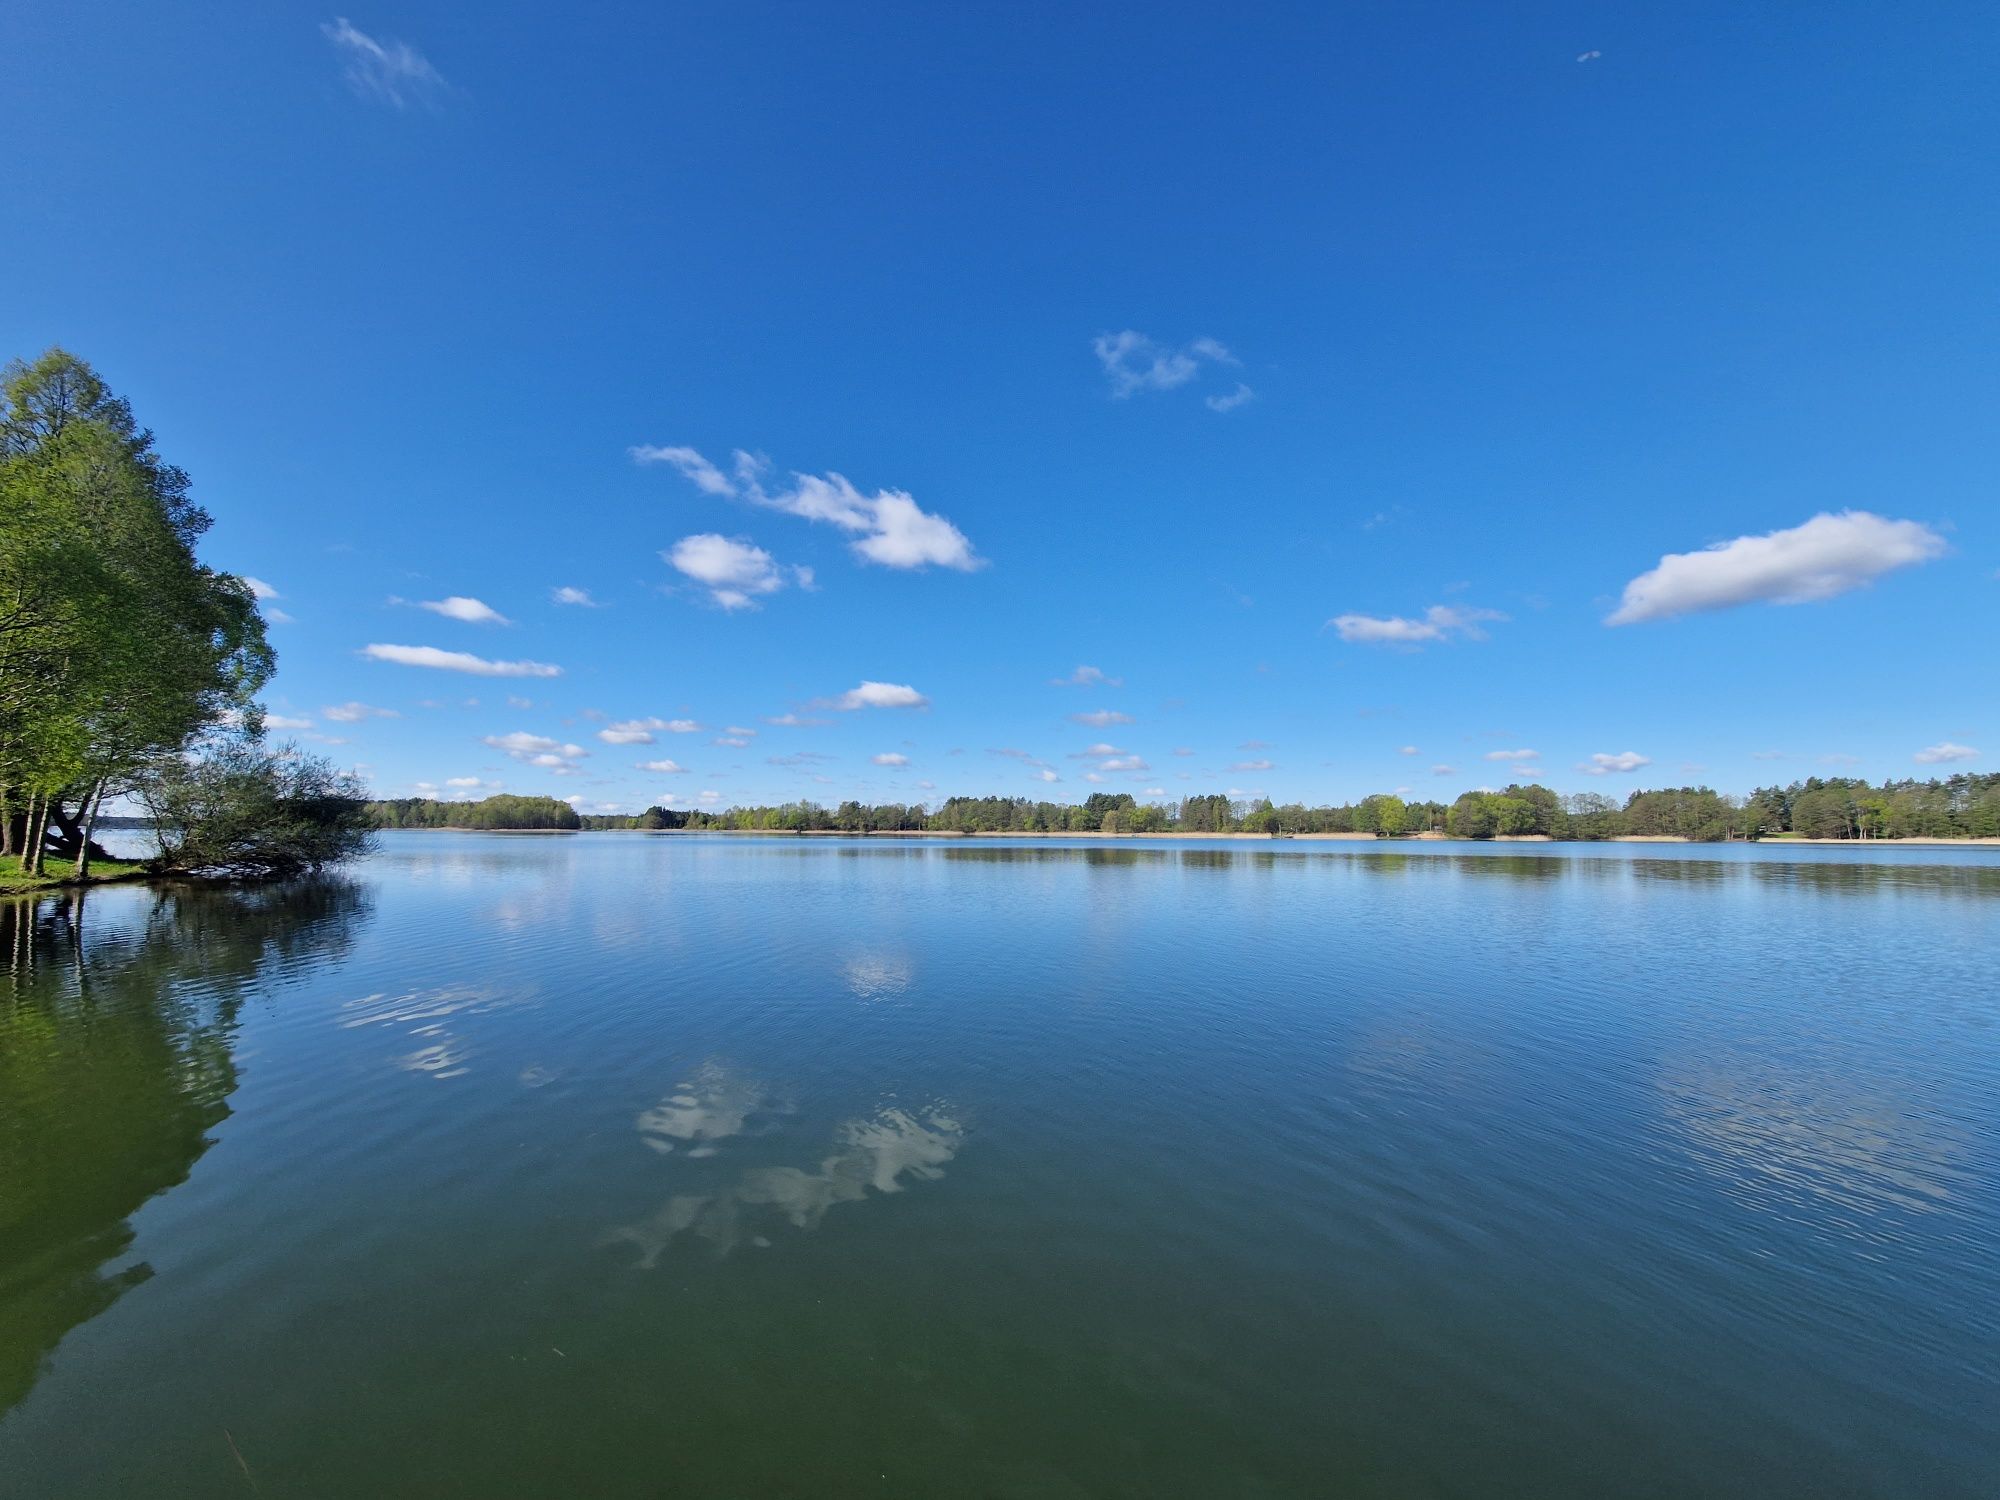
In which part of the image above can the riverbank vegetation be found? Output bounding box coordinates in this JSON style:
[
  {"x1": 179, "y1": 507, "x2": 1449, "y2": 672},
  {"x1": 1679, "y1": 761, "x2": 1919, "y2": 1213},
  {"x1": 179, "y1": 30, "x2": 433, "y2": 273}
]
[
  {"x1": 366, "y1": 794, "x2": 582, "y2": 830},
  {"x1": 1, "y1": 349, "x2": 370, "y2": 887},
  {"x1": 556, "y1": 774, "x2": 2000, "y2": 842}
]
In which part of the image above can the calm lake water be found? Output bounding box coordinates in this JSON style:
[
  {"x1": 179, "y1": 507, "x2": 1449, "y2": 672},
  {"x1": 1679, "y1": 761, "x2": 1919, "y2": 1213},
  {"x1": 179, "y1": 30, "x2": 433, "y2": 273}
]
[{"x1": 2, "y1": 834, "x2": 1995, "y2": 1498}]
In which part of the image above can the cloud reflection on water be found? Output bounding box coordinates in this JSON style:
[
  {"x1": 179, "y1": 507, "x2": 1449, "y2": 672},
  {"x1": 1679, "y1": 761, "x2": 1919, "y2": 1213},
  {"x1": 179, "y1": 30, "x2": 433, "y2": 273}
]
[
  {"x1": 636, "y1": 1061, "x2": 774, "y2": 1156},
  {"x1": 607, "y1": 1088, "x2": 964, "y2": 1264}
]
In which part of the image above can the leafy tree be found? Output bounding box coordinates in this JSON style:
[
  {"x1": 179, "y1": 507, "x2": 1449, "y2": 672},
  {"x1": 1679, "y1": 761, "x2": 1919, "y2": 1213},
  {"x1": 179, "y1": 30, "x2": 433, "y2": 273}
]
[
  {"x1": 143, "y1": 741, "x2": 373, "y2": 877},
  {"x1": 1, "y1": 349, "x2": 272, "y2": 876}
]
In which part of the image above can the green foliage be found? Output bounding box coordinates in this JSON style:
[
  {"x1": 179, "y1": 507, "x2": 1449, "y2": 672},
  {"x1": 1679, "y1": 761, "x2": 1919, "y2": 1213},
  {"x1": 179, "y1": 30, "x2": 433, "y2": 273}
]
[
  {"x1": 1, "y1": 348, "x2": 276, "y2": 871},
  {"x1": 143, "y1": 741, "x2": 375, "y2": 876},
  {"x1": 380, "y1": 773, "x2": 2000, "y2": 844},
  {"x1": 365, "y1": 794, "x2": 582, "y2": 831}
]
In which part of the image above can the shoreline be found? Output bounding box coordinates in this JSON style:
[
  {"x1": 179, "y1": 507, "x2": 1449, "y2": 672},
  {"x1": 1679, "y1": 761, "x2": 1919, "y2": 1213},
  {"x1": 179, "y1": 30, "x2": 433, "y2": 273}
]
[{"x1": 488, "y1": 828, "x2": 2000, "y2": 848}]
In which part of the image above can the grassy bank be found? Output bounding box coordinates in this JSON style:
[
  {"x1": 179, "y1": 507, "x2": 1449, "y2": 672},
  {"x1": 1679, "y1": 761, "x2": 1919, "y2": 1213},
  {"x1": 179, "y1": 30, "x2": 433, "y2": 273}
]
[{"x1": 0, "y1": 854, "x2": 154, "y2": 895}]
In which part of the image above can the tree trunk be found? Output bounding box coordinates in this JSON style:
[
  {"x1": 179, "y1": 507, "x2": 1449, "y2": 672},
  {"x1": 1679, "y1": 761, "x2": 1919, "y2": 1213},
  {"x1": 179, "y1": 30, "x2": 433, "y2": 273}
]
[{"x1": 73, "y1": 780, "x2": 105, "y2": 879}]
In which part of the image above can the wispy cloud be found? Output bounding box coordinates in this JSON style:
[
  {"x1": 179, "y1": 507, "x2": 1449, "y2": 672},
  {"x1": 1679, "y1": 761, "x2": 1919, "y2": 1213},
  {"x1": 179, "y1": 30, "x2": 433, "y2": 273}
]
[
  {"x1": 1484, "y1": 748, "x2": 1539, "y2": 763},
  {"x1": 323, "y1": 701, "x2": 400, "y2": 723},
  {"x1": 1069, "y1": 709, "x2": 1134, "y2": 728},
  {"x1": 264, "y1": 713, "x2": 316, "y2": 730},
  {"x1": 418, "y1": 595, "x2": 509, "y2": 625},
  {"x1": 1093, "y1": 331, "x2": 1249, "y2": 410},
  {"x1": 1914, "y1": 741, "x2": 1979, "y2": 764},
  {"x1": 1577, "y1": 750, "x2": 1651, "y2": 775},
  {"x1": 1052, "y1": 664, "x2": 1121, "y2": 688},
  {"x1": 992, "y1": 748, "x2": 1059, "y2": 782},
  {"x1": 636, "y1": 759, "x2": 689, "y2": 774},
  {"x1": 818, "y1": 681, "x2": 929, "y2": 711},
  {"x1": 1607, "y1": 511, "x2": 1946, "y2": 625},
  {"x1": 363, "y1": 644, "x2": 561, "y2": 677},
  {"x1": 482, "y1": 731, "x2": 589, "y2": 772},
  {"x1": 597, "y1": 717, "x2": 699, "y2": 745},
  {"x1": 1230, "y1": 759, "x2": 1274, "y2": 772},
  {"x1": 321, "y1": 17, "x2": 449, "y2": 110},
  {"x1": 551, "y1": 586, "x2": 600, "y2": 607},
  {"x1": 243, "y1": 576, "x2": 280, "y2": 600},
  {"x1": 1329, "y1": 604, "x2": 1506, "y2": 647},
  {"x1": 872, "y1": 753, "x2": 911, "y2": 767},
  {"x1": 636, "y1": 445, "x2": 982, "y2": 572}
]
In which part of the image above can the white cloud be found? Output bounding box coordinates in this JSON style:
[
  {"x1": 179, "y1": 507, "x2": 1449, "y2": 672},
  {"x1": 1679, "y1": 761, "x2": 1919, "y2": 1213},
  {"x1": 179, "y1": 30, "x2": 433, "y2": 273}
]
[
  {"x1": 323, "y1": 701, "x2": 399, "y2": 723},
  {"x1": 1578, "y1": 751, "x2": 1652, "y2": 775},
  {"x1": 637, "y1": 759, "x2": 689, "y2": 774},
  {"x1": 1143, "y1": 787, "x2": 1166, "y2": 797},
  {"x1": 764, "y1": 713, "x2": 828, "y2": 728},
  {"x1": 1083, "y1": 772, "x2": 1108, "y2": 784},
  {"x1": 363, "y1": 644, "x2": 561, "y2": 677},
  {"x1": 1093, "y1": 331, "x2": 1242, "y2": 403},
  {"x1": 631, "y1": 445, "x2": 737, "y2": 495},
  {"x1": 1205, "y1": 383, "x2": 1256, "y2": 413},
  {"x1": 712, "y1": 735, "x2": 751, "y2": 748},
  {"x1": 551, "y1": 586, "x2": 600, "y2": 607},
  {"x1": 1069, "y1": 709, "x2": 1134, "y2": 728},
  {"x1": 1606, "y1": 511, "x2": 1946, "y2": 625},
  {"x1": 444, "y1": 776, "x2": 488, "y2": 789},
  {"x1": 1036, "y1": 768, "x2": 1060, "y2": 783},
  {"x1": 1052, "y1": 664, "x2": 1120, "y2": 687},
  {"x1": 1230, "y1": 759, "x2": 1274, "y2": 772},
  {"x1": 666, "y1": 533, "x2": 789, "y2": 610},
  {"x1": 853, "y1": 492, "x2": 980, "y2": 570},
  {"x1": 1398, "y1": 745, "x2": 1419, "y2": 756},
  {"x1": 1330, "y1": 604, "x2": 1507, "y2": 646},
  {"x1": 599, "y1": 719, "x2": 671, "y2": 745},
  {"x1": 1100, "y1": 755, "x2": 1148, "y2": 772},
  {"x1": 1430, "y1": 764, "x2": 1455, "y2": 776},
  {"x1": 482, "y1": 732, "x2": 588, "y2": 772},
  {"x1": 264, "y1": 713, "x2": 315, "y2": 730},
  {"x1": 1485, "y1": 749, "x2": 1539, "y2": 762},
  {"x1": 824, "y1": 681, "x2": 929, "y2": 711},
  {"x1": 243, "y1": 576, "x2": 279, "y2": 599},
  {"x1": 419, "y1": 595, "x2": 509, "y2": 625},
  {"x1": 872, "y1": 753, "x2": 911, "y2": 767},
  {"x1": 265, "y1": 607, "x2": 296, "y2": 625},
  {"x1": 321, "y1": 17, "x2": 448, "y2": 109},
  {"x1": 636, "y1": 445, "x2": 981, "y2": 572},
  {"x1": 1913, "y1": 741, "x2": 1979, "y2": 764}
]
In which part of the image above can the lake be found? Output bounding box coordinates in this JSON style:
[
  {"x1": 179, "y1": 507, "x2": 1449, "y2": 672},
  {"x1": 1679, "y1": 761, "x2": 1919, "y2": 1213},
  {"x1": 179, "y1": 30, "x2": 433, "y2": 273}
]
[{"x1": 2, "y1": 834, "x2": 1995, "y2": 1498}]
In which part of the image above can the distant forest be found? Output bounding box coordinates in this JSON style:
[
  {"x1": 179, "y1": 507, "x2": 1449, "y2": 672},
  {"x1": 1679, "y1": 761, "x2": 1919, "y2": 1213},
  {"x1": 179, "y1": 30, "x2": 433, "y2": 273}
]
[
  {"x1": 367, "y1": 795, "x2": 581, "y2": 830},
  {"x1": 367, "y1": 773, "x2": 2000, "y2": 841}
]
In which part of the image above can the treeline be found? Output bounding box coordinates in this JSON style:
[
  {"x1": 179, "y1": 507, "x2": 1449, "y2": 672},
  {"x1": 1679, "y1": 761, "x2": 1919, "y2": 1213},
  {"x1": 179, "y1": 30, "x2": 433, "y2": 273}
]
[
  {"x1": 367, "y1": 794, "x2": 582, "y2": 830},
  {"x1": 1, "y1": 348, "x2": 369, "y2": 879},
  {"x1": 565, "y1": 774, "x2": 2000, "y2": 842},
  {"x1": 1744, "y1": 775, "x2": 2000, "y2": 840}
]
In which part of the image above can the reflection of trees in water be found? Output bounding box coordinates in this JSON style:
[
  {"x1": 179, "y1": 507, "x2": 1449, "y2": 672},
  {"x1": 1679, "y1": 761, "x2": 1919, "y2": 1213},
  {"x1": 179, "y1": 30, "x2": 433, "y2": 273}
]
[
  {"x1": 606, "y1": 1062, "x2": 963, "y2": 1263},
  {"x1": 0, "y1": 879, "x2": 371, "y2": 1415}
]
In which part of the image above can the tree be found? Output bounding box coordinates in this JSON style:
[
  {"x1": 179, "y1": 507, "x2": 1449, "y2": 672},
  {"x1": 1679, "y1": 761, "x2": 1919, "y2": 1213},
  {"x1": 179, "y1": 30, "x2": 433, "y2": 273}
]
[
  {"x1": 1, "y1": 349, "x2": 272, "y2": 875},
  {"x1": 141, "y1": 741, "x2": 374, "y2": 877}
]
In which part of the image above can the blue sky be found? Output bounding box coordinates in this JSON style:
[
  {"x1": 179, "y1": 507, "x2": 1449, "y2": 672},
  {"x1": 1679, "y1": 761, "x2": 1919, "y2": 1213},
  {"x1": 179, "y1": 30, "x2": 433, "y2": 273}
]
[{"x1": 5, "y1": 3, "x2": 1994, "y2": 812}]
